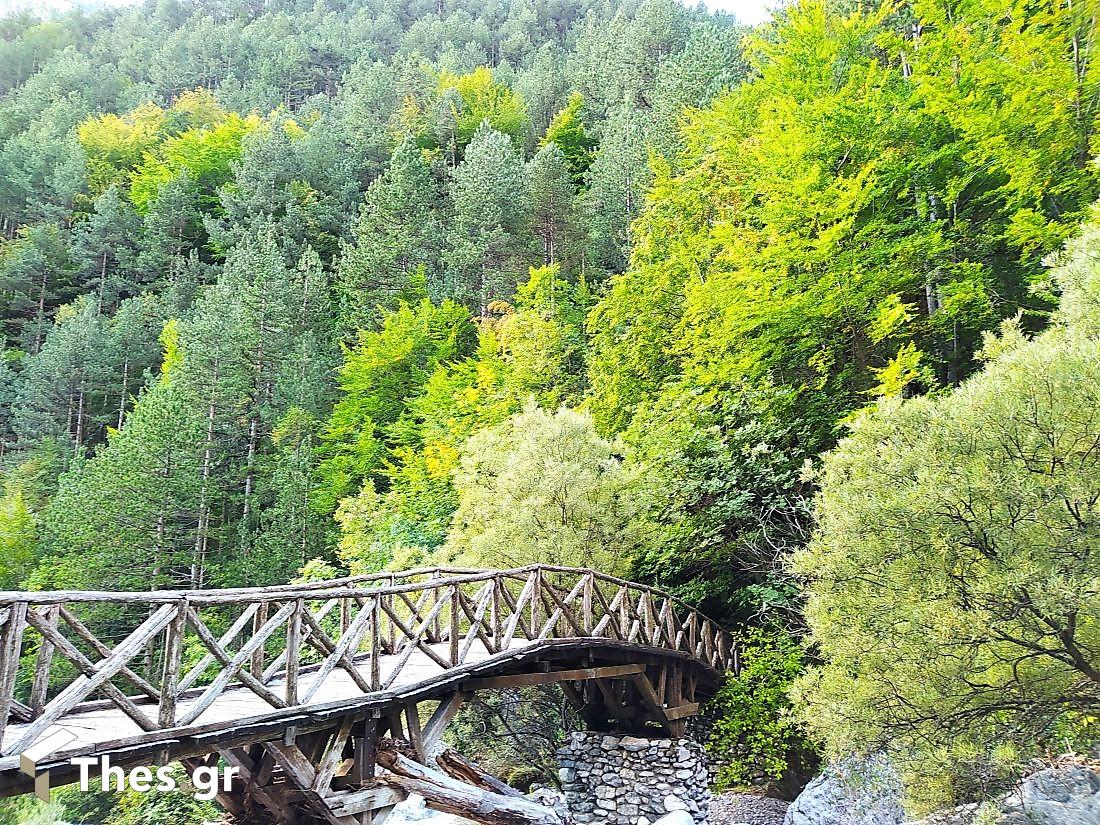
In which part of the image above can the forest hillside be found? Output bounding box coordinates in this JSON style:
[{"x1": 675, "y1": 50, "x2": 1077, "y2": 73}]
[{"x1": 0, "y1": 0, "x2": 1097, "y2": 821}]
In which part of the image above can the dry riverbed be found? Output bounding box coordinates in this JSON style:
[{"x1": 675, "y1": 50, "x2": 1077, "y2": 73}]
[{"x1": 708, "y1": 792, "x2": 790, "y2": 825}]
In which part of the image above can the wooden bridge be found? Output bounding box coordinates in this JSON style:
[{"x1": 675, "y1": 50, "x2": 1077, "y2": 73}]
[{"x1": 0, "y1": 565, "x2": 736, "y2": 824}]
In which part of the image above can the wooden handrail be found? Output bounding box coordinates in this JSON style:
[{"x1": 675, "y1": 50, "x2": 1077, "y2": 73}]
[{"x1": 0, "y1": 566, "x2": 737, "y2": 755}]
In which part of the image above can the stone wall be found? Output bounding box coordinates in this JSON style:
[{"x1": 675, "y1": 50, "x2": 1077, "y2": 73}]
[{"x1": 557, "y1": 731, "x2": 710, "y2": 825}]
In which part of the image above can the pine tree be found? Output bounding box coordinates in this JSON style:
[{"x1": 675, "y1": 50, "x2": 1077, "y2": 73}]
[
  {"x1": 70, "y1": 186, "x2": 142, "y2": 313},
  {"x1": 336, "y1": 138, "x2": 445, "y2": 330},
  {"x1": 13, "y1": 296, "x2": 109, "y2": 451},
  {"x1": 39, "y1": 377, "x2": 205, "y2": 592},
  {"x1": 0, "y1": 223, "x2": 76, "y2": 353},
  {"x1": 105, "y1": 293, "x2": 169, "y2": 433},
  {"x1": 527, "y1": 143, "x2": 576, "y2": 267},
  {"x1": 582, "y1": 107, "x2": 654, "y2": 275},
  {"x1": 444, "y1": 124, "x2": 534, "y2": 310}
]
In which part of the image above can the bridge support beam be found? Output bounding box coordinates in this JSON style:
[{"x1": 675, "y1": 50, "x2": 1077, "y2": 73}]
[
  {"x1": 222, "y1": 697, "x2": 567, "y2": 825},
  {"x1": 557, "y1": 732, "x2": 710, "y2": 825}
]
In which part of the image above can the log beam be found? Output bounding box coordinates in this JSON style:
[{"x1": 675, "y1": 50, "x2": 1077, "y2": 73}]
[
  {"x1": 376, "y1": 743, "x2": 567, "y2": 825},
  {"x1": 465, "y1": 663, "x2": 644, "y2": 691}
]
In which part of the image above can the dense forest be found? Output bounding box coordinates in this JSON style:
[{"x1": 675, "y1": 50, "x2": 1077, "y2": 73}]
[{"x1": 0, "y1": 0, "x2": 1097, "y2": 821}]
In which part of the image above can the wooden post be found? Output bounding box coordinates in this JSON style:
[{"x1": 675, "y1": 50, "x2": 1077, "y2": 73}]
[
  {"x1": 352, "y1": 717, "x2": 380, "y2": 786},
  {"x1": 449, "y1": 587, "x2": 459, "y2": 666},
  {"x1": 30, "y1": 604, "x2": 59, "y2": 714},
  {"x1": 370, "y1": 596, "x2": 381, "y2": 690},
  {"x1": 387, "y1": 593, "x2": 396, "y2": 654},
  {"x1": 251, "y1": 600, "x2": 269, "y2": 679},
  {"x1": 0, "y1": 602, "x2": 28, "y2": 745},
  {"x1": 581, "y1": 574, "x2": 593, "y2": 635},
  {"x1": 286, "y1": 598, "x2": 302, "y2": 705},
  {"x1": 530, "y1": 568, "x2": 542, "y2": 639},
  {"x1": 430, "y1": 575, "x2": 441, "y2": 643},
  {"x1": 158, "y1": 599, "x2": 187, "y2": 727},
  {"x1": 491, "y1": 578, "x2": 501, "y2": 651},
  {"x1": 404, "y1": 702, "x2": 424, "y2": 761}
]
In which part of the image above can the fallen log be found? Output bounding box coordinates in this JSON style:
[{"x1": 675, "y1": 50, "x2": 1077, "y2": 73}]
[
  {"x1": 437, "y1": 748, "x2": 524, "y2": 798},
  {"x1": 376, "y1": 743, "x2": 568, "y2": 825}
]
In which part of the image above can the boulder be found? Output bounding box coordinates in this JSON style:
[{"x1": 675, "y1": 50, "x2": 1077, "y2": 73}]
[
  {"x1": 906, "y1": 763, "x2": 1100, "y2": 825},
  {"x1": 663, "y1": 795, "x2": 688, "y2": 812},
  {"x1": 653, "y1": 811, "x2": 695, "y2": 825},
  {"x1": 784, "y1": 755, "x2": 905, "y2": 825},
  {"x1": 998, "y1": 764, "x2": 1100, "y2": 825}
]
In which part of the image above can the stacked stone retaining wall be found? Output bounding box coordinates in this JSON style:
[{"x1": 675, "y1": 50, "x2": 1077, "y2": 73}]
[{"x1": 557, "y1": 731, "x2": 710, "y2": 825}]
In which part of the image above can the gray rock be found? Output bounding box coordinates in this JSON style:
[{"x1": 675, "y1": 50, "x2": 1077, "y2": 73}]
[
  {"x1": 906, "y1": 802, "x2": 982, "y2": 825},
  {"x1": 999, "y1": 765, "x2": 1100, "y2": 825},
  {"x1": 664, "y1": 795, "x2": 689, "y2": 812},
  {"x1": 784, "y1": 755, "x2": 905, "y2": 825},
  {"x1": 905, "y1": 764, "x2": 1100, "y2": 825},
  {"x1": 653, "y1": 811, "x2": 695, "y2": 825}
]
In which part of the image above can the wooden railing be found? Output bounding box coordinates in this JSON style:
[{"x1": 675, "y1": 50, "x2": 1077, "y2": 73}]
[{"x1": 0, "y1": 566, "x2": 737, "y2": 756}]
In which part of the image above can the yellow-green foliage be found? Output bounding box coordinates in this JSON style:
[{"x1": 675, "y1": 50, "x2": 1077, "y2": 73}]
[
  {"x1": 437, "y1": 403, "x2": 640, "y2": 574},
  {"x1": 792, "y1": 212, "x2": 1100, "y2": 781},
  {"x1": 76, "y1": 89, "x2": 229, "y2": 198},
  {"x1": 128, "y1": 112, "x2": 259, "y2": 213},
  {"x1": 401, "y1": 66, "x2": 528, "y2": 156}
]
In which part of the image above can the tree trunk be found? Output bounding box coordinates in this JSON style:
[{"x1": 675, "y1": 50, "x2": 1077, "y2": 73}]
[
  {"x1": 192, "y1": 364, "x2": 218, "y2": 589},
  {"x1": 436, "y1": 749, "x2": 524, "y2": 798},
  {"x1": 376, "y1": 746, "x2": 567, "y2": 825},
  {"x1": 117, "y1": 359, "x2": 129, "y2": 430}
]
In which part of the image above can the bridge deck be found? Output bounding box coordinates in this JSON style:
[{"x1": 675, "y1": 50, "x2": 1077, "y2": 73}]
[{"x1": 0, "y1": 641, "x2": 507, "y2": 758}]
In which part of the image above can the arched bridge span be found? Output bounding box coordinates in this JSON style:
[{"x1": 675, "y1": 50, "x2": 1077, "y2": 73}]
[{"x1": 0, "y1": 566, "x2": 737, "y2": 824}]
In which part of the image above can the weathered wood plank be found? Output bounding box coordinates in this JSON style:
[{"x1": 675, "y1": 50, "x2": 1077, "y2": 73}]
[
  {"x1": 286, "y1": 598, "x2": 303, "y2": 705},
  {"x1": 422, "y1": 692, "x2": 467, "y2": 753},
  {"x1": 313, "y1": 716, "x2": 355, "y2": 794},
  {"x1": 179, "y1": 602, "x2": 295, "y2": 725},
  {"x1": 179, "y1": 603, "x2": 258, "y2": 692},
  {"x1": 298, "y1": 606, "x2": 374, "y2": 695},
  {"x1": 58, "y1": 606, "x2": 161, "y2": 700},
  {"x1": 157, "y1": 600, "x2": 187, "y2": 728}
]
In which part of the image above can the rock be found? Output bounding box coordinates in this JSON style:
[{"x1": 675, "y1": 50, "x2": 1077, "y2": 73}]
[
  {"x1": 906, "y1": 802, "x2": 983, "y2": 825},
  {"x1": 784, "y1": 754, "x2": 905, "y2": 825},
  {"x1": 653, "y1": 811, "x2": 695, "y2": 825},
  {"x1": 998, "y1": 765, "x2": 1100, "y2": 825},
  {"x1": 904, "y1": 763, "x2": 1100, "y2": 825},
  {"x1": 664, "y1": 795, "x2": 689, "y2": 812}
]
